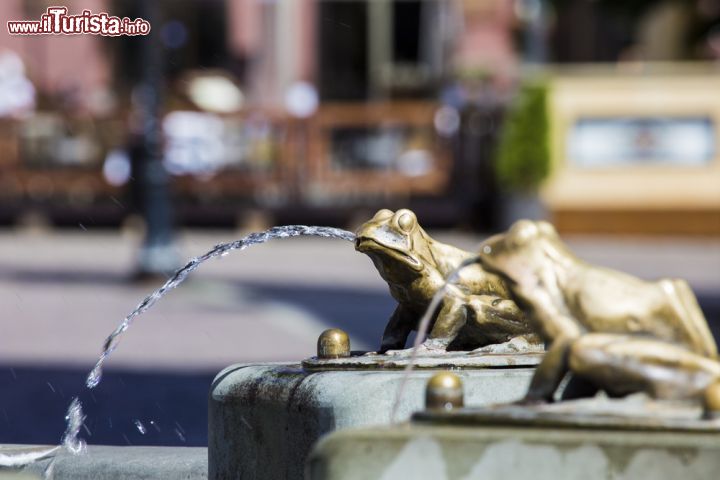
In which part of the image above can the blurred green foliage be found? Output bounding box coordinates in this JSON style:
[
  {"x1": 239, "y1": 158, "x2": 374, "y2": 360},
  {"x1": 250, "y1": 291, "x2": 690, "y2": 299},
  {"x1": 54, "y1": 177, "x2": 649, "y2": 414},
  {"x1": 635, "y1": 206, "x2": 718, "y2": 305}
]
[{"x1": 495, "y1": 81, "x2": 550, "y2": 191}]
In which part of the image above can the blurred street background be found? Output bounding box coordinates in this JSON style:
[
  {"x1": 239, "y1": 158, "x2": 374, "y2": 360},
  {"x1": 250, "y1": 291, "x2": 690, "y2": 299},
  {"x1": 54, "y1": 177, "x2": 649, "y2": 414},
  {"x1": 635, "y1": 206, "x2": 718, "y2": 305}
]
[{"x1": 0, "y1": 0, "x2": 718, "y2": 447}]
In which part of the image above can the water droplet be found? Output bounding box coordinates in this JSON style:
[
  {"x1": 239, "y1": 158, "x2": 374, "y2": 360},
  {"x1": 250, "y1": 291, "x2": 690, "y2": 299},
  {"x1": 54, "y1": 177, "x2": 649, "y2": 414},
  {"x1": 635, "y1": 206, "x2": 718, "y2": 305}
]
[
  {"x1": 174, "y1": 421, "x2": 186, "y2": 434},
  {"x1": 62, "y1": 398, "x2": 87, "y2": 455},
  {"x1": 134, "y1": 420, "x2": 146, "y2": 435},
  {"x1": 86, "y1": 365, "x2": 102, "y2": 389},
  {"x1": 482, "y1": 245, "x2": 492, "y2": 254}
]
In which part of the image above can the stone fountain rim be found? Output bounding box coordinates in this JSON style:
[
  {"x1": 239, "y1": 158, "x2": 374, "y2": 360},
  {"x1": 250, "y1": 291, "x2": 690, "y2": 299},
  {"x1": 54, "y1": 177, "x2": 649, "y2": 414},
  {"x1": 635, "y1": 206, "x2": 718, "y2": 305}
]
[{"x1": 302, "y1": 350, "x2": 544, "y2": 371}]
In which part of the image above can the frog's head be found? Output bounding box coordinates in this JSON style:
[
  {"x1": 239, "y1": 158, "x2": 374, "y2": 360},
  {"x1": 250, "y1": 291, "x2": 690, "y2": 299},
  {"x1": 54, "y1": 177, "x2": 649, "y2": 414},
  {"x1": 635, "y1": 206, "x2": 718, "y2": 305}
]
[
  {"x1": 355, "y1": 209, "x2": 434, "y2": 280},
  {"x1": 478, "y1": 219, "x2": 566, "y2": 287}
]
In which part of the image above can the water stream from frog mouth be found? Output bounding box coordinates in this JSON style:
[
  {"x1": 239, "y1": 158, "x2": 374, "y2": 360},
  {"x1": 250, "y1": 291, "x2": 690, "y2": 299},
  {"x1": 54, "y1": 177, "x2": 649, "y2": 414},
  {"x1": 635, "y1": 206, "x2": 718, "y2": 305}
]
[{"x1": 0, "y1": 225, "x2": 356, "y2": 471}]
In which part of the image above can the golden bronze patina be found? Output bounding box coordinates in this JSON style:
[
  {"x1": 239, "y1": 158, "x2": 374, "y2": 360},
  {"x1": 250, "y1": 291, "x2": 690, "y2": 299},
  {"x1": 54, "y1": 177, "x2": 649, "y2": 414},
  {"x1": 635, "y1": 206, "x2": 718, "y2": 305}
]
[
  {"x1": 317, "y1": 328, "x2": 351, "y2": 359},
  {"x1": 425, "y1": 372, "x2": 464, "y2": 410},
  {"x1": 478, "y1": 219, "x2": 720, "y2": 414},
  {"x1": 355, "y1": 209, "x2": 535, "y2": 353},
  {"x1": 704, "y1": 382, "x2": 720, "y2": 417}
]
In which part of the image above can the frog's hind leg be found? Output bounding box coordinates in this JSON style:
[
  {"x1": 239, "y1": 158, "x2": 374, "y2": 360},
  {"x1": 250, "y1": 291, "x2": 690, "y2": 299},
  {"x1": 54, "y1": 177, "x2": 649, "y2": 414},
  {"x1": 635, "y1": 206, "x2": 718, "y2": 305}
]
[
  {"x1": 560, "y1": 375, "x2": 600, "y2": 401},
  {"x1": 426, "y1": 295, "x2": 468, "y2": 350},
  {"x1": 463, "y1": 295, "x2": 534, "y2": 347},
  {"x1": 568, "y1": 333, "x2": 720, "y2": 402}
]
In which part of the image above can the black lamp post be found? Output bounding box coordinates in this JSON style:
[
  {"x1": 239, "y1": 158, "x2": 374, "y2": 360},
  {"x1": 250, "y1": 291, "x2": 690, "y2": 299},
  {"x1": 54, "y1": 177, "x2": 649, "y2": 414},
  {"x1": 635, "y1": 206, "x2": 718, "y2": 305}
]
[{"x1": 133, "y1": 0, "x2": 177, "y2": 278}]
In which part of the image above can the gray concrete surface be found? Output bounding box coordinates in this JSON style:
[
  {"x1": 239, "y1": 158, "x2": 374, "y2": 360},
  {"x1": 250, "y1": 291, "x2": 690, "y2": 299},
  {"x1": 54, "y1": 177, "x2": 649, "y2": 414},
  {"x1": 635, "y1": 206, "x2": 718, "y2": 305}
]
[
  {"x1": 20, "y1": 445, "x2": 207, "y2": 480},
  {"x1": 308, "y1": 422, "x2": 720, "y2": 480},
  {"x1": 208, "y1": 362, "x2": 535, "y2": 480}
]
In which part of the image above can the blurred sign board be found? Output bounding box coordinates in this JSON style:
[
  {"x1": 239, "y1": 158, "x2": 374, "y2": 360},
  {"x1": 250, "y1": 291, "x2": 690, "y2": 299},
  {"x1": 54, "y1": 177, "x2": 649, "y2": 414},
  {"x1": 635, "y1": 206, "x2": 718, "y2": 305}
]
[
  {"x1": 543, "y1": 66, "x2": 720, "y2": 234},
  {"x1": 569, "y1": 117, "x2": 715, "y2": 168}
]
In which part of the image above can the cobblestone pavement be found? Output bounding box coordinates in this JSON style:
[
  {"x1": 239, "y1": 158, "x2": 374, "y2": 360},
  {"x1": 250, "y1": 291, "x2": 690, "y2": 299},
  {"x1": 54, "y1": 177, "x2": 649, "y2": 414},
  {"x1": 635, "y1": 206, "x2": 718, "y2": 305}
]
[{"x1": 0, "y1": 228, "x2": 718, "y2": 446}]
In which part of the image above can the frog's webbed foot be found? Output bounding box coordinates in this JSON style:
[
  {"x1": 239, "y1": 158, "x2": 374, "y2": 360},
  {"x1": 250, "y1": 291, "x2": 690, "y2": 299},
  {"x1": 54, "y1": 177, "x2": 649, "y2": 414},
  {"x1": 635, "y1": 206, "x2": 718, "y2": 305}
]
[
  {"x1": 383, "y1": 338, "x2": 450, "y2": 357},
  {"x1": 471, "y1": 335, "x2": 544, "y2": 355},
  {"x1": 379, "y1": 335, "x2": 408, "y2": 354},
  {"x1": 513, "y1": 395, "x2": 553, "y2": 406}
]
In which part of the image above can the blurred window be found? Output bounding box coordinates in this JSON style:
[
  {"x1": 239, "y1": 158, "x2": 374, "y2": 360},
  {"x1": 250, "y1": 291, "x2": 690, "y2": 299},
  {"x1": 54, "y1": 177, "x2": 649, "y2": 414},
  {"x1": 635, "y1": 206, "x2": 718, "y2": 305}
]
[
  {"x1": 329, "y1": 126, "x2": 434, "y2": 176},
  {"x1": 163, "y1": 111, "x2": 281, "y2": 176},
  {"x1": 318, "y1": 1, "x2": 369, "y2": 100},
  {"x1": 19, "y1": 114, "x2": 114, "y2": 169},
  {"x1": 318, "y1": 0, "x2": 444, "y2": 100}
]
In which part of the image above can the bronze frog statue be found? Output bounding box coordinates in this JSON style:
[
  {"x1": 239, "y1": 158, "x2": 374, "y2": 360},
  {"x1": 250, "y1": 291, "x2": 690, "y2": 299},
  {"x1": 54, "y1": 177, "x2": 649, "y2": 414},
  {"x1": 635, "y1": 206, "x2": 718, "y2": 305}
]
[
  {"x1": 355, "y1": 209, "x2": 535, "y2": 353},
  {"x1": 478, "y1": 219, "x2": 720, "y2": 412}
]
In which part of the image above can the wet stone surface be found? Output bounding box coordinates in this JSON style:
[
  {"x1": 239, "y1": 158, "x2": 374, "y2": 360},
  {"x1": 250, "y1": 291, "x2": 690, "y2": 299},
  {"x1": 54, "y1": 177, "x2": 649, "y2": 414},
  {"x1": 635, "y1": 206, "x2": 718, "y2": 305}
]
[{"x1": 209, "y1": 362, "x2": 535, "y2": 480}]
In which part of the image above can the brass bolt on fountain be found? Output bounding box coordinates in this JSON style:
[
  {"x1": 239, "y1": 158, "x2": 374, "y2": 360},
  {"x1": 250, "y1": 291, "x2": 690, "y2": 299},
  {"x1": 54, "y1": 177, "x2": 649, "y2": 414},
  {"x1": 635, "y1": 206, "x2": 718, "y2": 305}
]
[
  {"x1": 425, "y1": 372, "x2": 463, "y2": 411},
  {"x1": 703, "y1": 381, "x2": 720, "y2": 420},
  {"x1": 317, "y1": 329, "x2": 351, "y2": 359}
]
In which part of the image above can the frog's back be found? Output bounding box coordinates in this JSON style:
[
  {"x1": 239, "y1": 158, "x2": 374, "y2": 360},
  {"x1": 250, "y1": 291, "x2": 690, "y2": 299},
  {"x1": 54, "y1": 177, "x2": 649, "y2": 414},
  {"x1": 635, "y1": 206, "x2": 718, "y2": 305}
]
[{"x1": 430, "y1": 241, "x2": 510, "y2": 297}]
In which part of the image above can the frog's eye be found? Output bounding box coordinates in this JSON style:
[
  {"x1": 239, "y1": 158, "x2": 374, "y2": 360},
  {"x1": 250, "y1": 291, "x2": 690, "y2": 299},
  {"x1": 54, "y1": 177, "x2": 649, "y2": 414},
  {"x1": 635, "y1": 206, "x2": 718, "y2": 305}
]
[
  {"x1": 373, "y1": 209, "x2": 393, "y2": 221},
  {"x1": 397, "y1": 210, "x2": 416, "y2": 232},
  {"x1": 508, "y1": 220, "x2": 538, "y2": 247},
  {"x1": 537, "y1": 221, "x2": 557, "y2": 238}
]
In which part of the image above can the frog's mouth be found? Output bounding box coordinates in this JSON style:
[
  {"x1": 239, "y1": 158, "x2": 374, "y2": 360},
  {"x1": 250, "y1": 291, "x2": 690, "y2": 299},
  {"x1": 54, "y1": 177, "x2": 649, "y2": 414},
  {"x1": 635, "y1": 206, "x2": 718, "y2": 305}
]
[{"x1": 355, "y1": 237, "x2": 423, "y2": 270}]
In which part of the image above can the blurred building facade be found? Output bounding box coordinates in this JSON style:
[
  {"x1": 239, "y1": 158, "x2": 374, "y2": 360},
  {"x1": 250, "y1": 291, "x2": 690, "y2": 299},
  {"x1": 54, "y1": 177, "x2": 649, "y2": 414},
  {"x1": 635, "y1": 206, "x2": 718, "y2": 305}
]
[{"x1": 0, "y1": 0, "x2": 718, "y2": 232}]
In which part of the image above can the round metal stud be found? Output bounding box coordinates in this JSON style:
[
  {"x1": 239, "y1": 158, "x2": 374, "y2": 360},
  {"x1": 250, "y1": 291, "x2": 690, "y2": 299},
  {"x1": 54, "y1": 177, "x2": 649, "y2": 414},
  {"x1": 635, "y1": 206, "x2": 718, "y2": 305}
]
[
  {"x1": 703, "y1": 381, "x2": 720, "y2": 419},
  {"x1": 317, "y1": 328, "x2": 351, "y2": 359},
  {"x1": 425, "y1": 371, "x2": 464, "y2": 410}
]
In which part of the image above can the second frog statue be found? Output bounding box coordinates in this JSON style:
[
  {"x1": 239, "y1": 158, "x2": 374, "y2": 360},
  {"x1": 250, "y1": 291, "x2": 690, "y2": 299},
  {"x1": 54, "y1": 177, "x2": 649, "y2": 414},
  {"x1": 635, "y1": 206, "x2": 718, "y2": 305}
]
[{"x1": 355, "y1": 209, "x2": 536, "y2": 353}]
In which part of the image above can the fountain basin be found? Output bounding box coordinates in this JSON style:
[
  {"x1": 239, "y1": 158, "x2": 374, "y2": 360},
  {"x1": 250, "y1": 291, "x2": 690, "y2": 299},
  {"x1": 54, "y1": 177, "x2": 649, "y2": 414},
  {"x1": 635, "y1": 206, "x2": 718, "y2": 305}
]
[
  {"x1": 28, "y1": 446, "x2": 205, "y2": 479},
  {"x1": 208, "y1": 362, "x2": 536, "y2": 480},
  {"x1": 307, "y1": 399, "x2": 720, "y2": 480},
  {"x1": 2, "y1": 445, "x2": 207, "y2": 479}
]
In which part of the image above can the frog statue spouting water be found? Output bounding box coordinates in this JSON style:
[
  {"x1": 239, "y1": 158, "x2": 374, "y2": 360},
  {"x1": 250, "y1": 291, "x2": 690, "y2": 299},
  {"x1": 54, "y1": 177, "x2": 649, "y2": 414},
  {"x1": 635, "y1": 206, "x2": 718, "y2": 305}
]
[
  {"x1": 478, "y1": 219, "x2": 720, "y2": 416},
  {"x1": 355, "y1": 208, "x2": 536, "y2": 354}
]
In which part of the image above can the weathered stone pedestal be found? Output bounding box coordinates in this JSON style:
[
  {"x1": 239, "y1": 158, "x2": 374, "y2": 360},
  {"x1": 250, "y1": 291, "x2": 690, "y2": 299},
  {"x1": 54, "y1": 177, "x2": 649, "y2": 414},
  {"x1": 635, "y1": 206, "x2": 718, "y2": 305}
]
[
  {"x1": 208, "y1": 354, "x2": 538, "y2": 480},
  {"x1": 307, "y1": 397, "x2": 720, "y2": 480}
]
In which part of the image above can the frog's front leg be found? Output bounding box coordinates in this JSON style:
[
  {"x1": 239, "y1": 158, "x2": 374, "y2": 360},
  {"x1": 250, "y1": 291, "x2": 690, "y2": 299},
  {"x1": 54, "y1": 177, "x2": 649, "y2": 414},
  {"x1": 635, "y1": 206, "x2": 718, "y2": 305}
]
[
  {"x1": 382, "y1": 297, "x2": 467, "y2": 356},
  {"x1": 505, "y1": 270, "x2": 583, "y2": 402},
  {"x1": 523, "y1": 335, "x2": 575, "y2": 403},
  {"x1": 379, "y1": 305, "x2": 415, "y2": 353}
]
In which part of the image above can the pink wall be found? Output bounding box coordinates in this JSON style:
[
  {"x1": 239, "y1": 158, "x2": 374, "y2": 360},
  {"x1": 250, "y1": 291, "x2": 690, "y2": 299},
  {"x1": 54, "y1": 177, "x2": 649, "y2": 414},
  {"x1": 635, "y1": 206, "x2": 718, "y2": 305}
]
[
  {"x1": 296, "y1": 0, "x2": 317, "y2": 82},
  {"x1": 0, "y1": 0, "x2": 112, "y2": 111},
  {"x1": 453, "y1": 0, "x2": 518, "y2": 87},
  {"x1": 227, "y1": 0, "x2": 261, "y2": 57}
]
